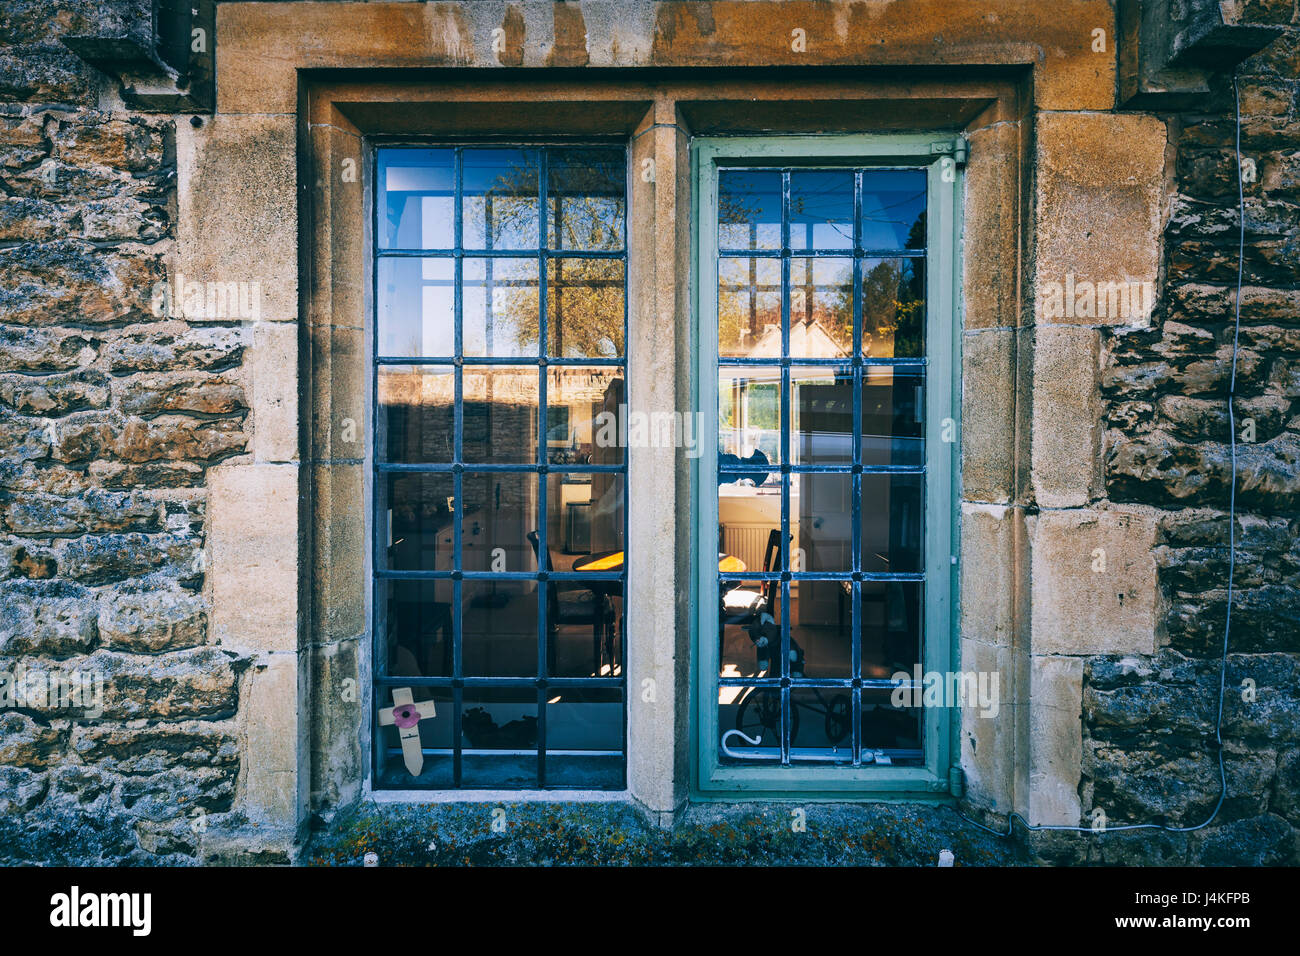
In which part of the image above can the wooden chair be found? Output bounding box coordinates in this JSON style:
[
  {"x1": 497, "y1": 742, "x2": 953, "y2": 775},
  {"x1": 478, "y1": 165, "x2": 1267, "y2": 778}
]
[{"x1": 528, "y1": 531, "x2": 612, "y2": 677}]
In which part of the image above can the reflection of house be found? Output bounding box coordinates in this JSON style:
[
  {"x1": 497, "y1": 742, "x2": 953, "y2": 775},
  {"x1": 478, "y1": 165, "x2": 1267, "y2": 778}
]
[{"x1": 745, "y1": 319, "x2": 849, "y2": 359}]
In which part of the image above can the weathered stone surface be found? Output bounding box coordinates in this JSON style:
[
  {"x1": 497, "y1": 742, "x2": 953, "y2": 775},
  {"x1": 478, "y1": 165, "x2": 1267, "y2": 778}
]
[
  {"x1": 116, "y1": 372, "x2": 247, "y2": 418},
  {"x1": 1031, "y1": 326, "x2": 1103, "y2": 508},
  {"x1": 53, "y1": 532, "x2": 200, "y2": 587},
  {"x1": 0, "y1": 241, "x2": 164, "y2": 327},
  {"x1": 208, "y1": 464, "x2": 299, "y2": 653},
  {"x1": 1029, "y1": 507, "x2": 1162, "y2": 656},
  {"x1": 1034, "y1": 112, "x2": 1167, "y2": 327},
  {"x1": 96, "y1": 581, "x2": 206, "y2": 653},
  {"x1": 0, "y1": 324, "x2": 97, "y2": 372},
  {"x1": 0, "y1": 368, "x2": 110, "y2": 415},
  {"x1": 103, "y1": 323, "x2": 247, "y2": 374},
  {"x1": 0, "y1": 578, "x2": 98, "y2": 656},
  {"x1": 0, "y1": 712, "x2": 64, "y2": 768},
  {"x1": 50, "y1": 414, "x2": 247, "y2": 465},
  {"x1": 0, "y1": 489, "x2": 161, "y2": 535},
  {"x1": 71, "y1": 723, "x2": 239, "y2": 775},
  {"x1": 1190, "y1": 813, "x2": 1296, "y2": 866},
  {"x1": 58, "y1": 647, "x2": 247, "y2": 721},
  {"x1": 1026, "y1": 655, "x2": 1083, "y2": 826},
  {"x1": 0, "y1": 765, "x2": 46, "y2": 813}
]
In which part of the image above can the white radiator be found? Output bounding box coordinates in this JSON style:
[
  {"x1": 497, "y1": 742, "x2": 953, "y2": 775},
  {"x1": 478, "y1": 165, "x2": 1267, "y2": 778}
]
[{"x1": 720, "y1": 523, "x2": 799, "y2": 574}]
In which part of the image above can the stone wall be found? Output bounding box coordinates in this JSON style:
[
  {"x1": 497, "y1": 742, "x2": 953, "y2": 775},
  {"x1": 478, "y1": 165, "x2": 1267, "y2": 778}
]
[
  {"x1": 1065, "y1": 19, "x2": 1300, "y2": 866},
  {"x1": 0, "y1": 1, "x2": 253, "y2": 863}
]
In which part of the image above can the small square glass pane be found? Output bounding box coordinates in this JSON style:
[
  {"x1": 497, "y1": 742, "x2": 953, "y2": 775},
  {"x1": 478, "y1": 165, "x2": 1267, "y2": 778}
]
[
  {"x1": 378, "y1": 472, "x2": 455, "y2": 572},
  {"x1": 547, "y1": 367, "x2": 625, "y2": 466},
  {"x1": 460, "y1": 471, "x2": 540, "y2": 574},
  {"x1": 861, "y1": 367, "x2": 925, "y2": 468},
  {"x1": 860, "y1": 170, "x2": 926, "y2": 251},
  {"x1": 719, "y1": 366, "x2": 782, "y2": 467},
  {"x1": 790, "y1": 170, "x2": 854, "y2": 251},
  {"x1": 547, "y1": 258, "x2": 625, "y2": 358},
  {"x1": 719, "y1": 169, "x2": 782, "y2": 251},
  {"x1": 545, "y1": 688, "x2": 624, "y2": 789},
  {"x1": 789, "y1": 257, "x2": 853, "y2": 358},
  {"x1": 791, "y1": 366, "x2": 853, "y2": 466},
  {"x1": 377, "y1": 365, "x2": 455, "y2": 464},
  {"x1": 719, "y1": 256, "x2": 781, "y2": 358},
  {"x1": 463, "y1": 149, "x2": 540, "y2": 250},
  {"x1": 377, "y1": 258, "x2": 454, "y2": 358},
  {"x1": 861, "y1": 257, "x2": 925, "y2": 359},
  {"x1": 381, "y1": 581, "x2": 454, "y2": 677},
  {"x1": 860, "y1": 580, "x2": 923, "y2": 679},
  {"x1": 547, "y1": 148, "x2": 625, "y2": 251},
  {"x1": 461, "y1": 366, "x2": 539, "y2": 464},
  {"x1": 795, "y1": 474, "x2": 852, "y2": 573},
  {"x1": 463, "y1": 257, "x2": 539, "y2": 358},
  {"x1": 378, "y1": 149, "x2": 454, "y2": 250},
  {"x1": 860, "y1": 473, "x2": 923, "y2": 574},
  {"x1": 461, "y1": 579, "x2": 539, "y2": 678}
]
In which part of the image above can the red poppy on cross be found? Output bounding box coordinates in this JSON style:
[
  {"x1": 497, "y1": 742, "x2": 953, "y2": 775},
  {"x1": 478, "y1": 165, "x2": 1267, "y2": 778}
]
[{"x1": 378, "y1": 687, "x2": 435, "y2": 776}]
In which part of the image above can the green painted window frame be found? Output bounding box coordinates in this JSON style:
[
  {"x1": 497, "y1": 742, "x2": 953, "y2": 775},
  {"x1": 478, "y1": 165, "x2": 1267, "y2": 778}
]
[{"x1": 690, "y1": 133, "x2": 963, "y2": 799}]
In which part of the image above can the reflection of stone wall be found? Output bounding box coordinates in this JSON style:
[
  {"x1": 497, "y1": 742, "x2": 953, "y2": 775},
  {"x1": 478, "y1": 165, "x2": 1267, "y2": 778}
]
[{"x1": 381, "y1": 368, "x2": 624, "y2": 558}]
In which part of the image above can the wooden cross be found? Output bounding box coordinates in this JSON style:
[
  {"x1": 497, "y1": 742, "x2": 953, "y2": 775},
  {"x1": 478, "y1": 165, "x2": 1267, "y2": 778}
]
[{"x1": 378, "y1": 687, "x2": 436, "y2": 777}]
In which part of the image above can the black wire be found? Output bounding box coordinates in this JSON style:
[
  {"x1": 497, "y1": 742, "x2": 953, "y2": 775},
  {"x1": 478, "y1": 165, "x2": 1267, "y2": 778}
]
[{"x1": 953, "y1": 73, "x2": 1245, "y2": 840}]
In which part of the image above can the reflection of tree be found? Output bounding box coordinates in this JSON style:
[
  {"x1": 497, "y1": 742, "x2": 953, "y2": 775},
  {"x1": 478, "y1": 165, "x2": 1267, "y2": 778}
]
[{"x1": 473, "y1": 153, "x2": 625, "y2": 357}]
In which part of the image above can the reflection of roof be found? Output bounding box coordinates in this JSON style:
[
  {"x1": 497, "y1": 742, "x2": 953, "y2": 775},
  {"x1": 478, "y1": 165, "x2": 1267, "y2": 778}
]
[{"x1": 745, "y1": 320, "x2": 848, "y2": 359}]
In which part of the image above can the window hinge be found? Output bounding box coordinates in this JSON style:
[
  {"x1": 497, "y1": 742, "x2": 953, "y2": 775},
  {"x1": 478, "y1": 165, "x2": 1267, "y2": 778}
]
[
  {"x1": 949, "y1": 766, "x2": 966, "y2": 798},
  {"x1": 930, "y1": 137, "x2": 969, "y2": 167}
]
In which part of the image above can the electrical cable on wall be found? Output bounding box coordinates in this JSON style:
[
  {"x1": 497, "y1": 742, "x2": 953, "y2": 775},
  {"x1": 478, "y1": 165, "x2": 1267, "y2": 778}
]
[{"x1": 954, "y1": 71, "x2": 1247, "y2": 840}]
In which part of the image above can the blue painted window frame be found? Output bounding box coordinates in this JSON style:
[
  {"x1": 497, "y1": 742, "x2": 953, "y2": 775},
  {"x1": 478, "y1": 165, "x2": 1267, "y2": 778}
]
[{"x1": 691, "y1": 134, "x2": 962, "y2": 798}]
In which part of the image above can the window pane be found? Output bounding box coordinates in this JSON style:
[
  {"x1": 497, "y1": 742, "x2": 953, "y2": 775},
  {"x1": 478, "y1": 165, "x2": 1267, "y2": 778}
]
[
  {"x1": 463, "y1": 257, "x2": 539, "y2": 358},
  {"x1": 381, "y1": 581, "x2": 454, "y2": 677},
  {"x1": 376, "y1": 687, "x2": 454, "y2": 787},
  {"x1": 379, "y1": 472, "x2": 454, "y2": 572},
  {"x1": 378, "y1": 149, "x2": 454, "y2": 250},
  {"x1": 719, "y1": 169, "x2": 782, "y2": 250},
  {"x1": 789, "y1": 687, "x2": 853, "y2": 760},
  {"x1": 795, "y1": 473, "x2": 852, "y2": 573},
  {"x1": 548, "y1": 473, "x2": 624, "y2": 563},
  {"x1": 719, "y1": 366, "x2": 782, "y2": 466},
  {"x1": 860, "y1": 170, "x2": 926, "y2": 251},
  {"x1": 718, "y1": 256, "x2": 781, "y2": 358},
  {"x1": 862, "y1": 257, "x2": 925, "y2": 359},
  {"x1": 791, "y1": 365, "x2": 853, "y2": 466},
  {"x1": 790, "y1": 170, "x2": 854, "y2": 251},
  {"x1": 377, "y1": 365, "x2": 455, "y2": 463},
  {"x1": 543, "y1": 577, "x2": 620, "y2": 678},
  {"x1": 460, "y1": 688, "x2": 539, "y2": 788},
  {"x1": 789, "y1": 594, "x2": 852, "y2": 680},
  {"x1": 861, "y1": 688, "x2": 922, "y2": 764},
  {"x1": 547, "y1": 148, "x2": 625, "y2": 251},
  {"x1": 789, "y1": 257, "x2": 853, "y2": 357},
  {"x1": 461, "y1": 471, "x2": 540, "y2": 573},
  {"x1": 861, "y1": 367, "x2": 925, "y2": 468},
  {"x1": 547, "y1": 258, "x2": 625, "y2": 358},
  {"x1": 377, "y1": 257, "x2": 454, "y2": 358},
  {"x1": 547, "y1": 367, "x2": 625, "y2": 466},
  {"x1": 860, "y1": 473, "x2": 923, "y2": 574},
  {"x1": 462, "y1": 148, "x2": 539, "y2": 250},
  {"x1": 461, "y1": 366, "x2": 539, "y2": 464},
  {"x1": 544, "y1": 688, "x2": 624, "y2": 789},
  {"x1": 719, "y1": 686, "x2": 786, "y2": 763},
  {"x1": 861, "y1": 580, "x2": 923, "y2": 679},
  {"x1": 462, "y1": 579, "x2": 539, "y2": 678}
]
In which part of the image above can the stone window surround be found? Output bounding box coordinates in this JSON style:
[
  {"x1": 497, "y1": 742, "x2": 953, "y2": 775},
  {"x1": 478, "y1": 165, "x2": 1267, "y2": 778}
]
[{"x1": 190, "y1": 1, "x2": 1167, "y2": 848}]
